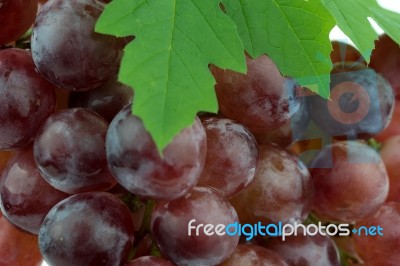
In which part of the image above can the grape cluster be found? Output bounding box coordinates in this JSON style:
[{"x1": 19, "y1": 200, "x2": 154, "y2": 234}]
[{"x1": 1, "y1": 1, "x2": 400, "y2": 266}]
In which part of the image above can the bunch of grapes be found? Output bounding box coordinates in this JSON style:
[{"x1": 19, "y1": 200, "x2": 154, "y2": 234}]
[{"x1": 1, "y1": 1, "x2": 400, "y2": 266}]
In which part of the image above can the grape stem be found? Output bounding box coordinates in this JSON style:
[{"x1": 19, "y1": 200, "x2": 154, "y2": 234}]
[
  {"x1": 366, "y1": 138, "x2": 382, "y2": 152},
  {"x1": 127, "y1": 199, "x2": 157, "y2": 261}
]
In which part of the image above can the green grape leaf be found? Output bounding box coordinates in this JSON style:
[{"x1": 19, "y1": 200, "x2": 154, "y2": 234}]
[
  {"x1": 320, "y1": 0, "x2": 377, "y2": 63},
  {"x1": 96, "y1": 0, "x2": 246, "y2": 151},
  {"x1": 222, "y1": 0, "x2": 336, "y2": 98},
  {"x1": 320, "y1": 0, "x2": 400, "y2": 63},
  {"x1": 364, "y1": 1, "x2": 400, "y2": 46}
]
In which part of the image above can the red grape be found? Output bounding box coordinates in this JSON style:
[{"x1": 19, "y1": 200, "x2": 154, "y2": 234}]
[
  {"x1": 106, "y1": 105, "x2": 206, "y2": 200},
  {"x1": 0, "y1": 0, "x2": 37, "y2": 45},
  {"x1": 0, "y1": 213, "x2": 42, "y2": 266},
  {"x1": 380, "y1": 136, "x2": 400, "y2": 202},
  {"x1": 230, "y1": 144, "x2": 313, "y2": 225},
  {"x1": 69, "y1": 78, "x2": 133, "y2": 122},
  {"x1": 0, "y1": 49, "x2": 56, "y2": 151},
  {"x1": 212, "y1": 55, "x2": 303, "y2": 138},
  {"x1": 353, "y1": 202, "x2": 400, "y2": 266},
  {"x1": 31, "y1": 0, "x2": 124, "y2": 91},
  {"x1": 151, "y1": 187, "x2": 239, "y2": 266},
  {"x1": 370, "y1": 34, "x2": 400, "y2": 98},
  {"x1": 310, "y1": 141, "x2": 389, "y2": 222},
  {"x1": 34, "y1": 108, "x2": 116, "y2": 194},
  {"x1": 265, "y1": 231, "x2": 341, "y2": 266},
  {"x1": 197, "y1": 117, "x2": 258, "y2": 198},
  {"x1": 39, "y1": 192, "x2": 135, "y2": 266},
  {"x1": 0, "y1": 147, "x2": 68, "y2": 234},
  {"x1": 219, "y1": 244, "x2": 289, "y2": 266}
]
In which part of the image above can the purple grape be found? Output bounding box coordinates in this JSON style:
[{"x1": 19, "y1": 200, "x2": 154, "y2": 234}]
[
  {"x1": 230, "y1": 144, "x2": 313, "y2": 225},
  {"x1": 68, "y1": 78, "x2": 133, "y2": 122},
  {"x1": 151, "y1": 187, "x2": 239, "y2": 266},
  {"x1": 39, "y1": 192, "x2": 135, "y2": 266},
  {"x1": 31, "y1": 0, "x2": 125, "y2": 91},
  {"x1": 0, "y1": 48, "x2": 56, "y2": 151},
  {"x1": 0, "y1": 147, "x2": 68, "y2": 234},
  {"x1": 310, "y1": 141, "x2": 388, "y2": 223},
  {"x1": 34, "y1": 108, "x2": 116, "y2": 194},
  {"x1": 197, "y1": 117, "x2": 258, "y2": 198},
  {"x1": 106, "y1": 105, "x2": 206, "y2": 200},
  {"x1": 212, "y1": 55, "x2": 304, "y2": 143}
]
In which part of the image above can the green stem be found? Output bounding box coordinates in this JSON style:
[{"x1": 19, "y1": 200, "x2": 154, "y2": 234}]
[
  {"x1": 136, "y1": 199, "x2": 155, "y2": 240},
  {"x1": 367, "y1": 138, "x2": 382, "y2": 152},
  {"x1": 126, "y1": 199, "x2": 156, "y2": 261}
]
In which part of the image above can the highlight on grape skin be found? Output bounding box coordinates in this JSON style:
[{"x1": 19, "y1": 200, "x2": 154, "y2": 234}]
[
  {"x1": 106, "y1": 104, "x2": 207, "y2": 201},
  {"x1": 38, "y1": 192, "x2": 135, "y2": 266},
  {"x1": 34, "y1": 108, "x2": 116, "y2": 194},
  {"x1": 0, "y1": 49, "x2": 56, "y2": 151},
  {"x1": 151, "y1": 186, "x2": 240, "y2": 266},
  {"x1": 31, "y1": 0, "x2": 125, "y2": 91}
]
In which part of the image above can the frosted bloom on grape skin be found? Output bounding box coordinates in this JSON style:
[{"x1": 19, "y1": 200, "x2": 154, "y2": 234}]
[
  {"x1": 31, "y1": 0, "x2": 124, "y2": 91},
  {"x1": 197, "y1": 117, "x2": 258, "y2": 198},
  {"x1": 106, "y1": 104, "x2": 207, "y2": 200},
  {"x1": 151, "y1": 187, "x2": 239, "y2": 266},
  {"x1": 34, "y1": 108, "x2": 116, "y2": 194},
  {"x1": 0, "y1": 49, "x2": 56, "y2": 151},
  {"x1": 310, "y1": 141, "x2": 389, "y2": 223},
  {"x1": 230, "y1": 144, "x2": 313, "y2": 225},
  {"x1": 38, "y1": 192, "x2": 135, "y2": 266}
]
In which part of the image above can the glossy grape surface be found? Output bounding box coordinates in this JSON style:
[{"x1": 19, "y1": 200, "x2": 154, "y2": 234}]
[
  {"x1": 0, "y1": 148, "x2": 68, "y2": 234},
  {"x1": 197, "y1": 117, "x2": 258, "y2": 198},
  {"x1": 310, "y1": 141, "x2": 389, "y2": 222},
  {"x1": 106, "y1": 105, "x2": 206, "y2": 200},
  {"x1": 0, "y1": 49, "x2": 56, "y2": 150},
  {"x1": 151, "y1": 187, "x2": 239, "y2": 266},
  {"x1": 230, "y1": 144, "x2": 313, "y2": 225},
  {"x1": 34, "y1": 108, "x2": 116, "y2": 194},
  {"x1": 212, "y1": 55, "x2": 302, "y2": 136},
  {"x1": 31, "y1": 0, "x2": 124, "y2": 91},
  {"x1": 39, "y1": 192, "x2": 135, "y2": 266},
  {"x1": 0, "y1": 0, "x2": 37, "y2": 45}
]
